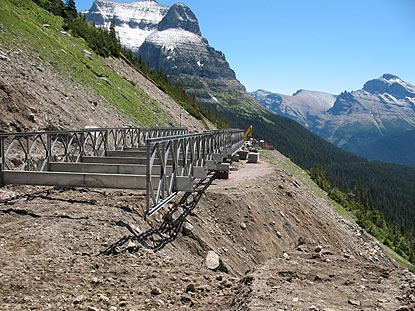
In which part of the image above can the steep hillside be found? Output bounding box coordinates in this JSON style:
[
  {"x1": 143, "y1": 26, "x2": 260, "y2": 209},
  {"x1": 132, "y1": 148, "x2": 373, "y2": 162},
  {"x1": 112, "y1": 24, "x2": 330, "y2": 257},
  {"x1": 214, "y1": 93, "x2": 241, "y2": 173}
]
[
  {"x1": 1, "y1": 151, "x2": 414, "y2": 310},
  {"x1": 0, "y1": 1, "x2": 415, "y2": 309},
  {"x1": 358, "y1": 128, "x2": 415, "y2": 165},
  {"x1": 0, "y1": 0, "x2": 208, "y2": 133}
]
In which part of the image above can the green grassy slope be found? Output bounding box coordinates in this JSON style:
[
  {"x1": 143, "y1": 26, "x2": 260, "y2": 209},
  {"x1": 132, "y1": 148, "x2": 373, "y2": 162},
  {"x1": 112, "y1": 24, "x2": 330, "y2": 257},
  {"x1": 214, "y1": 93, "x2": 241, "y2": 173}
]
[{"x1": 0, "y1": 0, "x2": 168, "y2": 126}]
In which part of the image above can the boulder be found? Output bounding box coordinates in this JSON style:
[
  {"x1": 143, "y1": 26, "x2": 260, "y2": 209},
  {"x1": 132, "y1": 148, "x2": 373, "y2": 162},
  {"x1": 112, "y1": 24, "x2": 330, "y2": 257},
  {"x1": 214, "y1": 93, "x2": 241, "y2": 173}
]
[{"x1": 205, "y1": 251, "x2": 220, "y2": 270}]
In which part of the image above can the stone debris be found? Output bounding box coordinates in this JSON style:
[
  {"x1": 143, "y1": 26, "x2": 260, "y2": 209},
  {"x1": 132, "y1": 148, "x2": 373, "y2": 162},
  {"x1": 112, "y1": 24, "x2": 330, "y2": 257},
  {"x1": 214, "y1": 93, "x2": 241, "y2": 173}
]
[
  {"x1": 83, "y1": 49, "x2": 93, "y2": 60},
  {"x1": 0, "y1": 51, "x2": 10, "y2": 61},
  {"x1": 185, "y1": 283, "x2": 196, "y2": 293},
  {"x1": 182, "y1": 221, "x2": 194, "y2": 236},
  {"x1": 151, "y1": 287, "x2": 162, "y2": 296},
  {"x1": 348, "y1": 299, "x2": 361, "y2": 306},
  {"x1": 99, "y1": 76, "x2": 111, "y2": 85}
]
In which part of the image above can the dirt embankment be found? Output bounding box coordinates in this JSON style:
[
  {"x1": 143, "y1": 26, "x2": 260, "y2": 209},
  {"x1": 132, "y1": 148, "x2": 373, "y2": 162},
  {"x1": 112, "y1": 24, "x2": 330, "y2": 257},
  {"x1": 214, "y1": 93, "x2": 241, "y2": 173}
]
[
  {"x1": 0, "y1": 45, "x2": 208, "y2": 133},
  {"x1": 0, "y1": 150, "x2": 414, "y2": 311}
]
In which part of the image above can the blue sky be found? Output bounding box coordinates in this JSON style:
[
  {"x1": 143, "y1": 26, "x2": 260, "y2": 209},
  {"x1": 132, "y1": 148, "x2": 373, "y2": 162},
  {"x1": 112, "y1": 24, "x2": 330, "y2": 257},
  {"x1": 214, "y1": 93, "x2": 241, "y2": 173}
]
[{"x1": 75, "y1": 0, "x2": 415, "y2": 95}]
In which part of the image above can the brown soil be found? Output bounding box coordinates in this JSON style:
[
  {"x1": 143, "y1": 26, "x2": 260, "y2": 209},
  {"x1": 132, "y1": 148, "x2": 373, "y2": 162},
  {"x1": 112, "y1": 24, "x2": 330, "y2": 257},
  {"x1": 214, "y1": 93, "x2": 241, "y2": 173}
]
[
  {"x1": 0, "y1": 45, "x2": 208, "y2": 133},
  {"x1": 1, "y1": 151, "x2": 414, "y2": 311}
]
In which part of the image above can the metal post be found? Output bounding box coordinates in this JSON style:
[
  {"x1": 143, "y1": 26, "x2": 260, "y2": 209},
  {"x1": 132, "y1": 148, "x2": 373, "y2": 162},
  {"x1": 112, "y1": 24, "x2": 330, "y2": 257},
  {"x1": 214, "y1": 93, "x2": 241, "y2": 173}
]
[
  {"x1": 47, "y1": 133, "x2": 52, "y2": 170},
  {"x1": 0, "y1": 136, "x2": 4, "y2": 185},
  {"x1": 145, "y1": 137, "x2": 151, "y2": 217},
  {"x1": 104, "y1": 130, "x2": 108, "y2": 155},
  {"x1": 79, "y1": 132, "x2": 85, "y2": 162}
]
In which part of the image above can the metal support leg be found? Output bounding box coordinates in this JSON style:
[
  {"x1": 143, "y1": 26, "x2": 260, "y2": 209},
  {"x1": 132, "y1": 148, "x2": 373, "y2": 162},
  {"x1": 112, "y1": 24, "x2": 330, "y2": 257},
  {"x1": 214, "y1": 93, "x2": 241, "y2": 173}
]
[{"x1": 0, "y1": 136, "x2": 4, "y2": 186}]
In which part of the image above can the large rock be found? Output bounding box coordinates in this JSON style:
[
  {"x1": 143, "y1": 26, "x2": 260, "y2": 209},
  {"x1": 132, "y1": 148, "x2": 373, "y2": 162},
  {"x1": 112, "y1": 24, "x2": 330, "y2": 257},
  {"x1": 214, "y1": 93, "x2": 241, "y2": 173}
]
[{"x1": 205, "y1": 250, "x2": 220, "y2": 270}]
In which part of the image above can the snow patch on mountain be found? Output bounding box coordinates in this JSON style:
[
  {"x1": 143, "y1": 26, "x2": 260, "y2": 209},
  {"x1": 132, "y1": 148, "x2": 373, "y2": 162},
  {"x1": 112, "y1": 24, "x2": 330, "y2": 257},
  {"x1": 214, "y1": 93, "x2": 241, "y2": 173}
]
[
  {"x1": 84, "y1": 0, "x2": 169, "y2": 51},
  {"x1": 116, "y1": 25, "x2": 153, "y2": 50},
  {"x1": 363, "y1": 73, "x2": 415, "y2": 99},
  {"x1": 145, "y1": 28, "x2": 204, "y2": 51}
]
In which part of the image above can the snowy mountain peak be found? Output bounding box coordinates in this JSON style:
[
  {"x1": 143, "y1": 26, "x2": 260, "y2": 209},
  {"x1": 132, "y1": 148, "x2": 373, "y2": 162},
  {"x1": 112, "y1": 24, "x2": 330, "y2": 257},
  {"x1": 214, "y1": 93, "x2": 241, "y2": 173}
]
[
  {"x1": 157, "y1": 2, "x2": 201, "y2": 35},
  {"x1": 382, "y1": 73, "x2": 401, "y2": 80},
  {"x1": 84, "y1": 0, "x2": 169, "y2": 51},
  {"x1": 363, "y1": 73, "x2": 415, "y2": 99}
]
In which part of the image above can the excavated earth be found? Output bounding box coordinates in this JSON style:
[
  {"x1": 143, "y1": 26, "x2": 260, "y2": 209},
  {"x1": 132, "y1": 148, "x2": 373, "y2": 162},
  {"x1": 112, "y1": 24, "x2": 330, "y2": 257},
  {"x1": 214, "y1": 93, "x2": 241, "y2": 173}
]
[
  {"x1": 0, "y1": 44, "x2": 209, "y2": 133},
  {"x1": 1, "y1": 151, "x2": 414, "y2": 311}
]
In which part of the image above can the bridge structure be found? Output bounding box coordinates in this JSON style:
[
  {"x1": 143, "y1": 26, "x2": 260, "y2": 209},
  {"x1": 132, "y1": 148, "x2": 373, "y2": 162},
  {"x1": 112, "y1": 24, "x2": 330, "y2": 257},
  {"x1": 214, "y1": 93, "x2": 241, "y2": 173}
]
[{"x1": 0, "y1": 127, "x2": 244, "y2": 220}]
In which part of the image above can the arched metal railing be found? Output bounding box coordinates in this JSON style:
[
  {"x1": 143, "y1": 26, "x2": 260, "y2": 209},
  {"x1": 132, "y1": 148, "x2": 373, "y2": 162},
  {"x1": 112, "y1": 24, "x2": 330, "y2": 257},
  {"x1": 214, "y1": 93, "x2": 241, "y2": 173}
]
[
  {"x1": 145, "y1": 129, "x2": 244, "y2": 215},
  {"x1": 0, "y1": 127, "x2": 244, "y2": 215}
]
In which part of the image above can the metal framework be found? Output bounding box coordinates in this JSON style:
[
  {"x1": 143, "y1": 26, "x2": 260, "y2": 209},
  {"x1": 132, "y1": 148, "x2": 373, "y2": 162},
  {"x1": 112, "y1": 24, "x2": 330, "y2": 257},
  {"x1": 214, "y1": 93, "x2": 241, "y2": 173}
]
[
  {"x1": 0, "y1": 127, "x2": 244, "y2": 216},
  {"x1": 0, "y1": 127, "x2": 187, "y2": 173},
  {"x1": 102, "y1": 171, "x2": 218, "y2": 254},
  {"x1": 145, "y1": 129, "x2": 244, "y2": 216}
]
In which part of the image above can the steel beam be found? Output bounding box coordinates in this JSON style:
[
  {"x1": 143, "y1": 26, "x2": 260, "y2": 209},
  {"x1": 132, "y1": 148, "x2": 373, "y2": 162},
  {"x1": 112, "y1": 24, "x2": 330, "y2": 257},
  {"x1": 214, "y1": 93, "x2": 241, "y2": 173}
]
[
  {"x1": 0, "y1": 127, "x2": 244, "y2": 217},
  {"x1": 49, "y1": 162, "x2": 173, "y2": 175},
  {"x1": 2, "y1": 171, "x2": 165, "y2": 190}
]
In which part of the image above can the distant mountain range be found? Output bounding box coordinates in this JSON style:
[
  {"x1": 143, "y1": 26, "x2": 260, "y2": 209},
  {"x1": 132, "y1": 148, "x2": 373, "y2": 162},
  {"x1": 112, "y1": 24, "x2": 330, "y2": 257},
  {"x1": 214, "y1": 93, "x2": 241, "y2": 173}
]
[
  {"x1": 84, "y1": 0, "x2": 415, "y2": 166},
  {"x1": 251, "y1": 74, "x2": 415, "y2": 165}
]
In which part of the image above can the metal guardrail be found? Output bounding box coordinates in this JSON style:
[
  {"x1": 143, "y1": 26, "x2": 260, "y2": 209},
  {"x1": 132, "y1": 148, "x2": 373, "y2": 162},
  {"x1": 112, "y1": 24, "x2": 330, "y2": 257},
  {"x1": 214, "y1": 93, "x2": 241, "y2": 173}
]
[
  {"x1": 0, "y1": 127, "x2": 187, "y2": 173},
  {"x1": 0, "y1": 127, "x2": 244, "y2": 216},
  {"x1": 146, "y1": 129, "x2": 244, "y2": 216}
]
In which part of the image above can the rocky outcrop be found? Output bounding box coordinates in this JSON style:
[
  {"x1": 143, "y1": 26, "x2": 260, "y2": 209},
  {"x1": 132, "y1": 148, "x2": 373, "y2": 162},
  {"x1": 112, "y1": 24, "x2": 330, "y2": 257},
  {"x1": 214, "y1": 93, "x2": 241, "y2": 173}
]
[
  {"x1": 84, "y1": 0, "x2": 241, "y2": 105},
  {"x1": 327, "y1": 91, "x2": 365, "y2": 116},
  {"x1": 84, "y1": 0, "x2": 168, "y2": 51},
  {"x1": 363, "y1": 73, "x2": 415, "y2": 99},
  {"x1": 157, "y1": 3, "x2": 201, "y2": 35},
  {"x1": 138, "y1": 29, "x2": 236, "y2": 80}
]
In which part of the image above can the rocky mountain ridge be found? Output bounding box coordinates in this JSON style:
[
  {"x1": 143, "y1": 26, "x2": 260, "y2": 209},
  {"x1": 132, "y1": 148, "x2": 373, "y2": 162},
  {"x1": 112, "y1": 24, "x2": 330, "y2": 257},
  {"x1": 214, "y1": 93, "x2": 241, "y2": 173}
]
[
  {"x1": 251, "y1": 89, "x2": 336, "y2": 128},
  {"x1": 84, "y1": 0, "x2": 236, "y2": 81},
  {"x1": 83, "y1": 0, "x2": 263, "y2": 132},
  {"x1": 252, "y1": 74, "x2": 415, "y2": 165}
]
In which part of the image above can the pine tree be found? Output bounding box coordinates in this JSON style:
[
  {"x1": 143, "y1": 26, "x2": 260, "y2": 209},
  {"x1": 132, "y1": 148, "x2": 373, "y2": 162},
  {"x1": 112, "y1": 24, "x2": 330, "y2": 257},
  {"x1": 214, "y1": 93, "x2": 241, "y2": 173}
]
[{"x1": 65, "y1": 0, "x2": 76, "y2": 16}]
